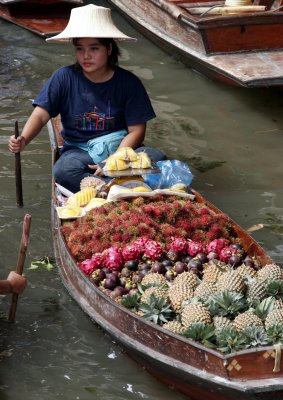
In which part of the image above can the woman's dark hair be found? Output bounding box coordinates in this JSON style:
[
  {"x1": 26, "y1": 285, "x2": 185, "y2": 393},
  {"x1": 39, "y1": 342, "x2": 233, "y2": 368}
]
[{"x1": 73, "y1": 38, "x2": 120, "y2": 70}]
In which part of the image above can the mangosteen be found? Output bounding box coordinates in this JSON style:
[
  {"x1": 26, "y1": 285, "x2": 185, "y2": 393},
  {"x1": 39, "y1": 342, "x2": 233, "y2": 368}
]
[
  {"x1": 110, "y1": 286, "x2": 126, "y2": 299},
  {"x1": 188, "y1": 258, "x2": 203, "y2": 270},
  {"x1": 138, "y1": 262, "x2": 151, "y2": 272},
  {"x1": 91, "y1": 269, "x2": 106, "y2": 285},
  {"x1": 151, "y1": 261, "x2": 166, "y2": 274},
  {"x1": 196, "y1": 252, "x2": 208, "y2": 264},
  {"x1": 120, "y1": 267, "x2": 132, "y2": 278},
  {"x1": 125, "y1": 260, "x2": 139, "y2": 271},
  {"x1": 128, "y1": 288, "x2": 138, "y2": 296},
  {"x1": 174, "y1": 261, "x2": 187, "y2": 274},
  {"x1": 104, "y1": 276, "x2": 118, "y2": 290},
  {"x1": 181, "y1": 255, "x2": 193, "y2": 264},
  {"x1": 132, "y1": 272, "x2": 144, "y2": 284},
  {"x1": 162, "y1": 259, "x2": 173, "y2": 268},
  {"x1": 102, "y1": 267, "x2": 111, "y2": 275},
  {"x1": 228, "y1": 255, "x2": 242, "y2": 268},
  {"x1": 166, "y1": 249, "x2": 179, "y2": 262},
  {"x1": 189, "y1": 267, "x2": 201, "y2": 276},
  {"x1": 243, "y1": 256, "x2": 255, "y2": 268}
]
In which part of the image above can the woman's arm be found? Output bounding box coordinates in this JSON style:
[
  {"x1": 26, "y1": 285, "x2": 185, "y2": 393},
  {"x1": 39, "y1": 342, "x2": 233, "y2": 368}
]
[
  {"x1": 118, "y1": 123, "x2": 146, "y2": 149},
  {"x1": 0, "y1": 272, "x2": 27, "y2": 294},
  {"x1": 8, "y1": 106, "x2": 50, "y2": 153}
]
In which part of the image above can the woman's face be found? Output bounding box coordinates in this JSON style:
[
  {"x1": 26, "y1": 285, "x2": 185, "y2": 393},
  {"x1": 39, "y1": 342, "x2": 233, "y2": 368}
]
[{"x1": 74, "y1": 38, "x2": 112, "y2": 78}]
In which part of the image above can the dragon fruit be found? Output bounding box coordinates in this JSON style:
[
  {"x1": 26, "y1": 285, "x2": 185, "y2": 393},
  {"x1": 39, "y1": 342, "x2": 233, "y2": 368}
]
[
  {"x1": 206, "y1": 239, "x2": 229, "y2": 255},
  {"x1": 122, "y1": 243, "x2": 143, "y2": 261},
  {"x1": 187, "y1": 241, "x2": 204, "y2": 257},
  {"x1": 78, "y1": 258, "x2": 99, "y2": 275},
  {"x1": 219, "y1": 246, "x2": 237, "y2": 263},
  {"x1": 104, "y1": 246, "x2": 124, "y2": 271},
  {"x1": 170, "y1": 237, "x2": 188, "y2": 254},
  {"x1": 132, "y1": 236, "x2": 150, "y2": 252},
  {"x1": 144, "y1": 240, "x2": 164, "y2": 260}
]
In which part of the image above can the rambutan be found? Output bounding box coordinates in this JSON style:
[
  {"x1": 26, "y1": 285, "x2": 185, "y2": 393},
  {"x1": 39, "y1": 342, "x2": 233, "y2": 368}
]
[{"x1": 69, "y1": 244, "x2": 86, "y2": 262}]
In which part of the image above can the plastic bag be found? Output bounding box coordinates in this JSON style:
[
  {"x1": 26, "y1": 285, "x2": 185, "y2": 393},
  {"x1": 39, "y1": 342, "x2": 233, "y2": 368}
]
[{"x1": 143, "y1": 160, "x2": 193, "y2": 189}]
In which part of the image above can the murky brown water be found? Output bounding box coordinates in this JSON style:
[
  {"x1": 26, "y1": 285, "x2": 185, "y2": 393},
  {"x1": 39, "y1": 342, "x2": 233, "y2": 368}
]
[{"x1": 0, "y1": 1, "x2": 282, "y2": 399}]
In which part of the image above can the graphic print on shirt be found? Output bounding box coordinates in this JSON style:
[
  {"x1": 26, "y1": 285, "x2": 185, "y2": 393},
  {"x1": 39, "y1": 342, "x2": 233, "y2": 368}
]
[{"x1": 74, "y1": 100, "x2": 115, "y2": 131}]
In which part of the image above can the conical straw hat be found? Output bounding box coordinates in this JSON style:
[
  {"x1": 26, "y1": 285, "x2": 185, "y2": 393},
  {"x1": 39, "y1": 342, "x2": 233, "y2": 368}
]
[{"x1": 46, "y1": 4, "x2": 136, "y2": 43}]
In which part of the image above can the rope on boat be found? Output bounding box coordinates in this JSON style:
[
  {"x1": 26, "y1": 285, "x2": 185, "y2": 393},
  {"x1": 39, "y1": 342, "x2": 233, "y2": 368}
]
[{"x1": 273, "y1": 343, "x2": 282, "y2": 373}]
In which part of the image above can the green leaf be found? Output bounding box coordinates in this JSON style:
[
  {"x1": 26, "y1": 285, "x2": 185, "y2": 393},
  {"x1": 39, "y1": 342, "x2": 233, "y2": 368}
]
[{"x1": 29, "y1": 257, "x2": 56, "y2": 271}]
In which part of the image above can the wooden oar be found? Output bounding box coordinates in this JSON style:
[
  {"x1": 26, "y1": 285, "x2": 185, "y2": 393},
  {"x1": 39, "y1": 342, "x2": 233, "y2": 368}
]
[
  {"x1": 15, "y1": 120, "x2": 23, "y2": 207},
  {"x1": 8, "y1": 213, "x2": 31, "y2": 323}
]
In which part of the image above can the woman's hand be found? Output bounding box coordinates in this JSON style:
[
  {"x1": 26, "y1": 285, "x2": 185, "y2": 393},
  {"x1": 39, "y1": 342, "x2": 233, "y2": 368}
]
[
  {"x1": 7, "y1": 271, "x2": 27, "y2": 294},
  {"x1": 88, "y1": 164, "x2": 103, "y2": 176},
  {"x1": 8, "y1": 135, "x2": 26, "y2": 153}
]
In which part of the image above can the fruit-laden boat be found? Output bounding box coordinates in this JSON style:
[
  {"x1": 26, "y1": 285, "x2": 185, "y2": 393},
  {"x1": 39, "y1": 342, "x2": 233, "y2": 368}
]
[
  {"x1": 106, "y1": 0, "x2": 283, "y2": 88},
  {"x1": 0, "y1": 0, "x2": 83, "y2": 37},
  {"x1": 48, "y1": 116, "x2": 283, "y2": 400}
]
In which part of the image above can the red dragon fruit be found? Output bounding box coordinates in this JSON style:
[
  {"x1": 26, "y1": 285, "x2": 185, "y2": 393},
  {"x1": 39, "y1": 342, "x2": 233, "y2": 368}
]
[
  {"x1": 206, "y1": 239, "x2": 229, "y2": 255},
  {"x1": 170, "y1": 237, "x2": 188, "y2": 254},
  {"x1": 132, "y1": 236, "x2": 150, "y2": 252},
  {"x1": 104, "y1": 246, "x2": 124, "y2": 271},
  {"x1": 187, "y1": 241, "x2": 205, "y2": 257},
  {"x1": 122, "y1": 243, "x2": 143, "y2": 261},
  {"x1": 144, "y1": 240, "x2": 164, "y2": 260},
  {"x1": 219, "y1": 246, "x2": 237, "y2": 263},
  {"x1": 78, "y1": 257, "x2": 100, "y2": 275}
]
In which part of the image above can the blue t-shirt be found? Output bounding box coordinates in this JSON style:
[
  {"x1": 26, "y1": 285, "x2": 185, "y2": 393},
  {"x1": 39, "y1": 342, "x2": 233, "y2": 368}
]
[{"x1": 33, "y1": 65, "x2": 156, "y2": 143}]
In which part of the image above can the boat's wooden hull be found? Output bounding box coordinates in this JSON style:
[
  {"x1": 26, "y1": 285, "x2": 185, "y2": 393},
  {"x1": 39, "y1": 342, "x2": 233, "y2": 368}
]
[
  {"x1": 0, "y1": 0, "x2": 83, "y2": 37},
  {"x1": 106, "y1": 0, "x2": 283, "y2": 87},
  {"x1": 48, "y1": 119, "x2": 283, "y2": 400}
]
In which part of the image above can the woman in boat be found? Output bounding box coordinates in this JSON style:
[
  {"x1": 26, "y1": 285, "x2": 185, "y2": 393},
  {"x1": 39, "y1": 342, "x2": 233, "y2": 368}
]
[
  {"x1": 0, "y1": 271, "x2": 27, "y2": 295},
  {"x1": 8, "y1": 4, "x2": 166, "y2": 193}
]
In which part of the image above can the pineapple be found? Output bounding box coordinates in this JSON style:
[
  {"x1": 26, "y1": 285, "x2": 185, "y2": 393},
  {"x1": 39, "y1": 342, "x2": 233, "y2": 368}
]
[
  {"x1": 138, "y1": 293, "x2": 174, "y2": 325},
  {"x1": 274, "y1": 299, "x2": 283, "y2": 310},
  {"x1": 236, "y1": 264, "x2": 257, "y2": 279},
  {"x1": 194, "y1": 281, "x2": 217, "y2": 302},
  {"x1": 216, "y1": 270, "x2": 246, "y2": 294},
  {"x1": 163, "y1": 320, "x2": 184, "y2": 335},
  {"x1": 168, "y1": 283, "x2": 194, "y2": 313},
  {"x1": 266, "y1": 323, "x2": 283, "y2": 343},
  {"x1": 172, "y1": 271, "x2": 199, "y2": 290},
  {"x1": 265, "y1": 308, "x2": 283, "y2": 330},
  {"x1": 213, "y1": 316, "x2": 233, "y2": 333},
  {"x1": 141, "y1": 273, "x2": 168, "y2": 288},
  {"x1": 257, "y1": 264, "x2": 283, "y2": 282},
  {"x1": 202, "y1": 262, "x2": 228, "y2": 283},
  {"x1": 140, "y1": 287, "x2": 168, "y2": 304},
  {"x1": 181, "y1": 303, "x2": 211, "y2": 329},
  {"x1": 246, "y1": 277, "x2": 267, "y2": 304},
  {"x1": 233, "y1": 311, "x2": 263, "y2": 332}
]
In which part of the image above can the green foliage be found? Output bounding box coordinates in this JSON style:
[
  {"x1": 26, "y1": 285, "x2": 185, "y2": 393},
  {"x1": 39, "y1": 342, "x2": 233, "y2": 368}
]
[
  {"x1": 28, "y1": 256, "x2": 55, "y2": 271},
  {"x1": 138, "y1": 293, "x2": 174, "y2": 325},
  {"x1": 121, "y1": 293, "x2": 140, "y2": 310},
  {"x1": 216, "y1": 326, "x2": 247, "y2": 354},
  {"x1": 243, "y1": 326, "x2": 271, "y2": 348},
  {"x1": 266, "y1": 280, "x2": 283, "y2": 300},
  {"x1": 266, "y1": 323, "x2": 283, "y2": 344},
  {"x1": 251, "y1": 296, "x2": 275, "y2": 320},
  {"x1": 182, "y1": 322, "x2": 216, "y2": 348},
  {"x1": 205, "y1": 290, "x2": 248, "y2": 319}
]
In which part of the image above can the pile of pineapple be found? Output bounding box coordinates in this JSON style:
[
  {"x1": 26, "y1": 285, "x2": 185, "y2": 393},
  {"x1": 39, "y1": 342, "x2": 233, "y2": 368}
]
[{"x1": 106, "y1": 261, "x2": 283, "y2": 354}]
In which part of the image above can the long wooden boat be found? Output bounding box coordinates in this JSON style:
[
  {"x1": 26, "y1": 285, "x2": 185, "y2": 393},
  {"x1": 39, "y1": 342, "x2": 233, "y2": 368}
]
[
  {"x1": 48, "y1": 117, "x2": 283, "y2": 400},
  {"x1": 106, "y1": 0, "x2": 283, "y2": 88},
  {"x1": 0, "y1": 0, "x2": 83, "y2": 37}
]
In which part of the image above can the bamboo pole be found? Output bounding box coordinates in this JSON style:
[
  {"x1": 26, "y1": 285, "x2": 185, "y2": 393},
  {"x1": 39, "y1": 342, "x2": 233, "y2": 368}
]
[
  {"x1": 15, "y1": 120, "x2": 23, "y2": 207},
  {"x1": 8, "y1": 214, "x2": 31, "y2": 323}
]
